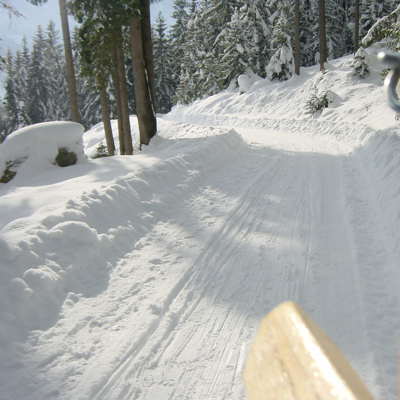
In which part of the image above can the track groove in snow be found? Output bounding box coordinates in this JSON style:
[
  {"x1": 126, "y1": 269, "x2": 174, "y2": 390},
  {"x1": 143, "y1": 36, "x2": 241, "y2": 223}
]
[
  {"x1": 22, "y1": 122, "x2": 386, "y2": 400},
  {"x1": 1, "y1": 116, "x2": 399, "y2": 400}
]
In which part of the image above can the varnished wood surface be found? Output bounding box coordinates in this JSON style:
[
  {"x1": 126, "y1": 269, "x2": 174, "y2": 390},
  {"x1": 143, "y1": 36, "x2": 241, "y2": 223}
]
[{"x1": 243, "y1": 301, "x2": 375, "y2": 400}]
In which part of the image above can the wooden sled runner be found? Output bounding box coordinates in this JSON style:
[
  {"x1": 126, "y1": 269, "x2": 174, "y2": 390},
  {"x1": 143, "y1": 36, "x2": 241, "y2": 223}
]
[{"x1": 243, "y1": 301, "x2": 375, "y2": 400}]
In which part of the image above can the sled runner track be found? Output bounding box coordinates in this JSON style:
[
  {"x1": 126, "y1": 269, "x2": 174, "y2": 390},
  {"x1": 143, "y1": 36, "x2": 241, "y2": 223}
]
[
  {"x1": 79, "y1": 125, "x2": 377, "y2": 400},
  {"x1": 87, "y1": 140, "x2": 290, "y2": 400},
  {"x1": 10, "y1": 121, "x2": 390, "y2": 400}
]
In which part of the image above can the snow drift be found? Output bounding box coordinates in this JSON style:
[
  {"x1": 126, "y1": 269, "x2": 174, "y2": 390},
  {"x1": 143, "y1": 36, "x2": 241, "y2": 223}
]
[{"x1": 0, "y1": 121, "x2": 85, "y2": 184}]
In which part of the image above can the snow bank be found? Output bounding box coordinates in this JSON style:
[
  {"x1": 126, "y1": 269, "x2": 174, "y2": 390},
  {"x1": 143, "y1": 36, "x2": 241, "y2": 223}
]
[
  {"x1": 0, "y1": 128, "x2": 245, "y2": 347},
  {"x1": 167, "y1": 49, "x2": 392, "y2": 133},
  {"x1": 0, "y1": 121, "x2": 86, "y2": 184}
]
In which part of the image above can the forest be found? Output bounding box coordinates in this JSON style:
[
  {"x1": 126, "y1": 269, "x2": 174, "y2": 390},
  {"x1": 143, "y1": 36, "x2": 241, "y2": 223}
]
[{"x1": 0, "y1": 0, "x2": 398, "y2": 149}]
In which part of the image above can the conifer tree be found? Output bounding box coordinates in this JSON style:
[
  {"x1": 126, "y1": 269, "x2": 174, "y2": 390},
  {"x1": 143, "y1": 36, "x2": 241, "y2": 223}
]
[
  {"x1": 300, "y1": 0, "x2": 318, "y2": 67},
  {"x1": 74, "y1": 21, "x2": 115, "y2": 154},
  {"x1": 0, "y1": 101, "x2": 7, "y2": 143},
  {"x1": 244, "y1": 0, "x2": 273, "y2": 75},
  {"x1": 170, "y1": 0, "x2": 190, "y2": 86},
  {"x1": 318, "y1": 0, "x2": 327, "y2": 69},
  {"x1": 44, "y1": 20, "x2": 70, "y2": 121},
  {"x1": 212, "y1": 7, "x2": 249, "y2": 91},
  {"x1": 12, "y1": 49, "x2": 30, "y2": 127},
  {"x1": 362, "y1": 3, "x2": 400, "y2": 50},
  {"x1": 17, "y1": 37, "x2": 31, "y2": 125},
  {"x1": 325, "y1": 0, "x2": 347, "y2": 59},
  {"x1": 153, "y1": 12, "x2": 175, "y2": 113},
  {"x1": 266, "y1": 0, "x2": 295, "y2": 81},
  {"x1": 29, "y1": 0, "x2": 80, "y2": 123},
  {"x1": 3, "y1": 50, "x2": 20, "y2": 134},
  {"x1": 360, "y1": 0, "x2": 397, "y2": 38},
  {"x1": 26, "y1": 26, "x2": 48, "y2": 124},
  {"x1": 175, "y1": 9, "x2": 210, "y2": 103},
  {"x1": 213, "y1": 3, "x2": 269, "y2": 91}
]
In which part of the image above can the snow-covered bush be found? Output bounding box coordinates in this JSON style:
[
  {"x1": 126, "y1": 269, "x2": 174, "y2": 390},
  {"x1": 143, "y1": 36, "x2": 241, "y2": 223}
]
[
  {"x1": 91, "y1": 142, "x2": 110, "y2": 159},
  {"x1": 238, "y1": 74, "x2": 252, "y2": 94},
  {"x1": 305, "y1": 90, "x2": 336, "y2": 115},
  {"x1": 237, "y1": 70, "x2": 262, "y2": 94},
  {"x1": 351, "y1": 47, "x2": 370, "y2": 78},
  {"x1": 0, "y1": 121, "x2": 85, "y2": 183}
]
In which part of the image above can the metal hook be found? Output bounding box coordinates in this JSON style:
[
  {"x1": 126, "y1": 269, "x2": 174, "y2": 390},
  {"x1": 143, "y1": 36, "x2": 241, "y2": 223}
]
[{"x1": 378, "y1": 51, "x2": 400, "y2": 113}]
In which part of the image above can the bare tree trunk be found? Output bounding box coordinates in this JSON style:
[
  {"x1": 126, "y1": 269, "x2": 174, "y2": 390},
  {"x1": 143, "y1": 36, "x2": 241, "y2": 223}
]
[
  {"x1": 295, "y1": 0, "x2": 300, "y2": 76},
  {"x1": 115, "y1": 36, "x2": 133, "y2": 155},
  {"x1": 354, "y1": 0, "x2": 360, "y2": 54},
  {"x1": 58, "y1": 0, "x2": 80, "y2": 123},
  {"x1": 140, "y1": 0, "x2": 156, "y2": 113},
  {"x1": 111, "y1": 46, "x2": 125, "y2": 155},
  {"x1": 318, "y1": 0, "x2": 327, "y2": 71},
  {"x1": 98, "y1": 86, "x2": 115, "y2": 156},
  {"x1": 129, "y1": 16, "x2": 157, "y2": 148}
]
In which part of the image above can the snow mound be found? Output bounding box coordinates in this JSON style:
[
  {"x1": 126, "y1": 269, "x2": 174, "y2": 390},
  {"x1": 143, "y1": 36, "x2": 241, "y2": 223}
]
[
  {"x1": 0, "y1": 121, "x2": 86, "y2": 184},
  {"x1": 0, "y1": 129, "x2": 245, "y2": 347},
  {"x1": 238, "y1": 74, "x2": 252, "y2": 93}
]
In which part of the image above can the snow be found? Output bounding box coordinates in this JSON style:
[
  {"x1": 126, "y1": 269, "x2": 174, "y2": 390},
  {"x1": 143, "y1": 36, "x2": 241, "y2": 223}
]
[
  {"x1": 0, "y1": 121, "x2": 86, "y2": 185},
  {"x1": 1, "y1": 49, "x2": 400, "y2": 400}
]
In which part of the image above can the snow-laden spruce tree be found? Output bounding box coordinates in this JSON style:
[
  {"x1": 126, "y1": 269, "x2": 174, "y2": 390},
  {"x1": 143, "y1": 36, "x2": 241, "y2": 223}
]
[
  {"x1": 26, "y1": 26, "x2": 49, "y2": 124},
  {"x1": 210, "y1": 4, "x2": 265, "y2": 92},
  {"x1": 153, "y1": 13, "x2": 176, "y2": 113},
  {"x1": 175, "y1": 8, "x2": 211, "y2": 104},
  {"x1": 299, "y1": 0, "x2": 317, "y2": 67},
  {"x1": 202, "y1": 0, "x2": 238, "y2": 42},
  {"x1": 362, "y1": 3, "x2": 400, "y2": 51},
  {"x1": 360, "y1": 0, "x2": 397, "y2": 39},
  {"x1": 43, "y1": 20, "x2": 70, "y2": 122},
  {"x1": 169, "y1": 0, "x2": 190, "y2": 89},
  {"x1": 3, "y1": 51, "x2": 20, "y2": 135},
  {"x1": 17, "y1": 38, "x2": 33, "y2": 125},
  {"x1": 309, "y1": 0, "x2": 348, "y2": 63},
  {"x1": 351, "y1": 46, "x2": 370, "y2": 78},
  {"x1": 71, "y1": 28, "x2": 103, "y2": 131},
  {"x1": 243, "y1": 0, "x2": 273, "y2": 76},
  {"x1": 325, "y1": 0, "x2": 348, "y2": 59},
  {"x1": 266, "y1": 0, "x2": 294, "y2": 82}
]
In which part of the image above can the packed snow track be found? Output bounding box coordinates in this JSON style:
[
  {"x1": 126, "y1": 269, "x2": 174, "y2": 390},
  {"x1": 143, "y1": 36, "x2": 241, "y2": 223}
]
[{"x1": 0, "y1": 118, "x2": 398, "y2": 400}]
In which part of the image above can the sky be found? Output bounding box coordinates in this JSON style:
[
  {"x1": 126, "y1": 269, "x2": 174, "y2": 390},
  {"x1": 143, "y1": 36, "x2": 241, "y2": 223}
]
[{"x1": 0, "y1": 0, "x2": 175, "y2": 54}]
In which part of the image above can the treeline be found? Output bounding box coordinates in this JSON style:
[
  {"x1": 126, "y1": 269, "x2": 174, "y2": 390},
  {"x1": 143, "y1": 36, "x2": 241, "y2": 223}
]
[
  {"x1": 0, "y1": 22, "x2": 106, "y2": 141},
  {"x1": 0, "y1": 0, "x2": 398, "y2": 146},
  {"x1": 172, "y1": 0, "x2": 396, "y2": 103}
]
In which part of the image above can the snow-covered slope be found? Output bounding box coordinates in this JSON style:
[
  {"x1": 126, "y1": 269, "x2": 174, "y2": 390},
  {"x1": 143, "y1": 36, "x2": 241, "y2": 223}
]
[{"x1": 1, "y1": 50, "x2": 400, "y2": 400}]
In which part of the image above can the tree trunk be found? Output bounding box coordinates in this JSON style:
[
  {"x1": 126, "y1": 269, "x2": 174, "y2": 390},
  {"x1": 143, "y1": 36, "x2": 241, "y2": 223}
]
[
  {"x1": 58, "y1": 0, "x2": 80, "y2": 123},
  {"x1": 295, "y1": 0, "x2": 300, "y2": 76},
  {"x1": 318, "y1": 0, "x2": 327, "y2": 71},
  {"x1": 98, "y1": 86, "x2": 115, "y2": 156},
  {"x1": 354, "y1": 0, "x2": 360, "y2": 54},
  {"x1": 129, "y1": 16, "x2": 157, "y2": 148},
  {"x1": 115, "y1": 36, "x2": 133, "y2": 155},
  {"x1": 140, "y1": 0, "x2": 156, "y2": 113},
  {"x1": 111, "y1": 46, "x2": 125, "y2": 155}
]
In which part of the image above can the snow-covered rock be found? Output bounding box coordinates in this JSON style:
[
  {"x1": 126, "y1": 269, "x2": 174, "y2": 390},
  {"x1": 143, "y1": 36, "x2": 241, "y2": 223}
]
[{"x1": 0, "y1": 121, "x2": 86, "y2": 184}]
